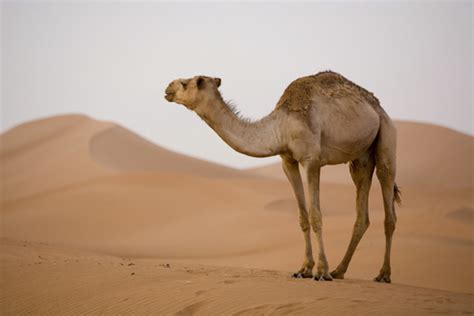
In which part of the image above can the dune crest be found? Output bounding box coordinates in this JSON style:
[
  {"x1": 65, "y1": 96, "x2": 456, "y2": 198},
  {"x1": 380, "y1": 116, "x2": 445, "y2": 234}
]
[
  {"x1": 89, "y1": 125, "x2": 250, "y2": 178},
  {"x1": 1, "y1": 114, "x2": 114, "y2": 203}
]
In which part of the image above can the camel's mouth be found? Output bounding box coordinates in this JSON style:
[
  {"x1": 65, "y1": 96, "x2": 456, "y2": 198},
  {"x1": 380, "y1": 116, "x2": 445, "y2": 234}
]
[{"x1": 164, "y1": 92, "x2": 175, "y2": 102}]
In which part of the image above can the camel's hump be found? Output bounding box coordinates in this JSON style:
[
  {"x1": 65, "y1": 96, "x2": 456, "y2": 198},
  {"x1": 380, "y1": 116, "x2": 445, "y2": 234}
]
[{"x1": 275, "y1": 71, "x2": 380, "y2": 114}]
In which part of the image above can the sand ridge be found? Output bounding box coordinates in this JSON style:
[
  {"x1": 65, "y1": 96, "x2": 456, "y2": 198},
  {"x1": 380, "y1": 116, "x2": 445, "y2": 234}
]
[{"x1": 89, "y1": 125, "x2": 253, "y2": 178}]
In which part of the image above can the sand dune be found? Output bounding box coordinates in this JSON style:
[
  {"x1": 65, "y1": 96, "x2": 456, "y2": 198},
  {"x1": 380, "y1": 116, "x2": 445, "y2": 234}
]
[
  {"x1": 0, "y1": 114, "x2": 114, "y2": 203},
  {"x1": 0, "y1": 114, "x2": 250, "y2": 203},
  {"x1": 90, "y1": 125, "x2": 250, "y2": 178},
  {"x1": 1, "y1": 114, "x2": 473, "y2": 314},
  {"x1": 250, "y1": 121, "x2": 474, "y2": 189}
]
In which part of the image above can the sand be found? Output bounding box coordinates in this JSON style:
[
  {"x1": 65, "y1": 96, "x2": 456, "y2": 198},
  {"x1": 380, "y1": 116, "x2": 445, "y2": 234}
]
[
  {"x1": 2, "y1": 239, "x2": 472, "y2": 315},
  {"x1": 1, "y1": 114, "x2": 473, "y2": 314}
]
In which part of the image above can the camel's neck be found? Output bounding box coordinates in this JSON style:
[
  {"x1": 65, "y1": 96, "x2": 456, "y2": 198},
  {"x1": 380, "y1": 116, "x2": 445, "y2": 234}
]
[{"x1": 194, "y1": 96, "x2": 284, "y2": 158}]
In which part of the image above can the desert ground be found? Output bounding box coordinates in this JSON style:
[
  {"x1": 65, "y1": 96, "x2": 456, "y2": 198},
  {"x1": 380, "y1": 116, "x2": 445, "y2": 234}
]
[{"x1": 1, "y1": 114, "x2": 473, "y2": 315}]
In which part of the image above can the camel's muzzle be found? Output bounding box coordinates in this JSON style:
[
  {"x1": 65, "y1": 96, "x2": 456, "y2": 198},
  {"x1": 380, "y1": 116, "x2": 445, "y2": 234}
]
[{"x1": 164, "y1": 92, "x2": 175, "y2": 102}]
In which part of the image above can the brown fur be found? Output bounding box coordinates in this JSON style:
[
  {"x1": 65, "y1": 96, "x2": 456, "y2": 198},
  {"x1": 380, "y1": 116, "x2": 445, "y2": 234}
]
[{"x1": 276, "y1": 71, "x2": 381, "y2": 115}]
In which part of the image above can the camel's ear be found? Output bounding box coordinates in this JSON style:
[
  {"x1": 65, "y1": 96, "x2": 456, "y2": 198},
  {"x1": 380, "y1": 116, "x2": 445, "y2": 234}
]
[
  {"x1": 196, "y1": 76, "x2": 205, "y2": 89},
  {"x1": 214, "y1": 77, "x2": 221, "y2": 87}
]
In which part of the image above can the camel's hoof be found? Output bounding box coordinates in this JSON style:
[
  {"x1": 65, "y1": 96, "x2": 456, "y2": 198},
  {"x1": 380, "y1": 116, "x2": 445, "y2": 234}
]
[
  {"x1": 330, "y1": 269, "x2": 345, "y2": 280},
  {"x1": 292, "y1": 271, "x2": 313, "y2": 279},
  {"x1": 314, "y1": 274, "x2": 333, "y2": 281},
  {"x1": 374, "y1": 274, "x2": 391, "y2": 283}
]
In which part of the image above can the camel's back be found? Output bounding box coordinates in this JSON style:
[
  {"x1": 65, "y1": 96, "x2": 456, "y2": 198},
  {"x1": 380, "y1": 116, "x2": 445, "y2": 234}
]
[{"x1": 275, "y1": 71, "x2": 381, "y2": 115}]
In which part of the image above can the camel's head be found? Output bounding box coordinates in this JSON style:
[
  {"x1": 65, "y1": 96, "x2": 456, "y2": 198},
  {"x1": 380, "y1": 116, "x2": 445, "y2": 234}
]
[{"x1": 164, "y1": 76, "x2": 222, "y2": 110}]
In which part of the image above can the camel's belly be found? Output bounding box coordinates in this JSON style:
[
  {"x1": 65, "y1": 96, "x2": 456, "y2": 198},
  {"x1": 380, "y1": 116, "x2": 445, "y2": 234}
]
[
  {"x1": 319, "y1": 135, "x2": 377, "y2": 165},
  {"x1": 316, "y1": 98, "x2": 380, "y2": 165}
]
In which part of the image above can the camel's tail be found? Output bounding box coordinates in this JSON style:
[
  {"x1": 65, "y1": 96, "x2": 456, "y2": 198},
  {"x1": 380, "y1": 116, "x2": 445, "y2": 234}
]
[{"x1": 374, "y1": 113, "x2": 401, "y2": 210}]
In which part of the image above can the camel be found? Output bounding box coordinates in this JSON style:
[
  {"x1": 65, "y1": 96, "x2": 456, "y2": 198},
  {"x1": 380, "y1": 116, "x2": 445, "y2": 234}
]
[{"x1": 164, "y1": 71, "x2": 401, "y2": 283}]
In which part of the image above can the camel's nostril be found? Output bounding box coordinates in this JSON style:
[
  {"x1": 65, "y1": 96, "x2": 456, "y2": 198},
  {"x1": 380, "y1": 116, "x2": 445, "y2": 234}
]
[{"x1": 164, "y1": 93, "x2": 175, "y2": 101}]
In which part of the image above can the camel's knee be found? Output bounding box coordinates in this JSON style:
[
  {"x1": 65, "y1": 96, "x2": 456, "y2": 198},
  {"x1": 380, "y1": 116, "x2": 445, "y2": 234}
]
[
  {"x1": 376, "y1": 163, "x2": 395, "y2": 184},
  {"x1": 299, "y1": 214, "x2": 310, "y2": 232},
  {"x1": 309, "y1": 210, "x2": 322, "y2": 232},
  {"x1": 354, "y1": 216, "x2": 370, "y2": 234}
]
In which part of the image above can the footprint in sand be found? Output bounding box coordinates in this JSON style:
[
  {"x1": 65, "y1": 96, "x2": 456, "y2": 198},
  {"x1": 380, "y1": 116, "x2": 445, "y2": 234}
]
[
  {"x1": 234, "y1": 302, "x2": 305, "y2": 315},
  {"x1": 233, "y1": 304, "x2": 271, "y2": 315},
  {"x1": 274, "y1": 302, "x2": 305, "y2": 314},
  {"x1": 315, "y1": 297, "x2": 329, "y2": 301},
  {"x1": 222, "y1": 279, "x2": 240, "y2": 285},
  {"x1": 175, "y1": 300, "x2": 207, "y2": 315},
  {"x1": 351, "y1": 299, "x2": 369, "y2": 303},
  {"x1": 195, "y1": 289, "x2": 213, "y2": 296}
]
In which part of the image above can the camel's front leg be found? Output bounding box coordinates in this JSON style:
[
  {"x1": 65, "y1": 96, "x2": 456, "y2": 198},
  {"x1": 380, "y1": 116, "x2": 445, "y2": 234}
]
[
  {"x1": 281, "y1": 157, "x2": 314, "y2": 278},
  {"x1": 306, "y1": 161, "x2": 332, "y2": 281}
]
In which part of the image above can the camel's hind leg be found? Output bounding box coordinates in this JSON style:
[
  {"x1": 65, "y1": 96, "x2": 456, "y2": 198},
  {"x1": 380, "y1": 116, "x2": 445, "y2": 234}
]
[
  {"x1": 281, "y1": 156, "x2": 314, "y2": 278},
  {"x1": 330, "y1": 150, "x2": 375, "y2": 279},
  {"x1": 374, "y1": 117, "x2": 400, "y2": 283}
]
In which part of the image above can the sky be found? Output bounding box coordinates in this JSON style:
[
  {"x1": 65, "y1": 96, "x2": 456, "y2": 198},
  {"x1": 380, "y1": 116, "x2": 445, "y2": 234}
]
[{"x1": 1, "y1": 1, "x2": 472, "y2": 169}]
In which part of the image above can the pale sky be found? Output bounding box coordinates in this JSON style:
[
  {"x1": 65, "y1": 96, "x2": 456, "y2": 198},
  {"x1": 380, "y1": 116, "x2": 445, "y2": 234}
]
[{"x1": 1, "y1": 1, "x2": 472, "y2": 168}]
